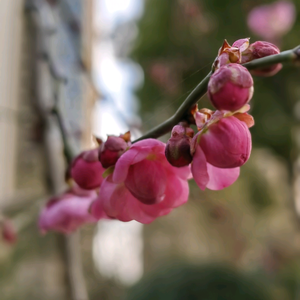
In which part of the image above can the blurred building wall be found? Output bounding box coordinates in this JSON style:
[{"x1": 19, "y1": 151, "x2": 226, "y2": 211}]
[
  {"x1": 0, "y1": 0, "x2": 26, "y2": 206},
  {"x1": 0, "y1": 1, "x2": 98, "y2": 300}
]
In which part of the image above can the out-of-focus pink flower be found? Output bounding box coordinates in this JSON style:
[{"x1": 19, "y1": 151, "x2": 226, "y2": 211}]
[
  {"x1": 165, "y1": 124, "x2": 194, "y2": 167},
  {"x1": 191, "y1": 110, "x2": 253, "y2": 190},
  {"x1": 1, "y1": 219, "x2": 17, "y2": 244},
  {"x1": 242, "y1": 41, "x2": 282, "y2": 76},
  {"x1": 91, "y1": 139, "x2": 190, "y2": 224},
  {"x1": 247, "y1": 1, "x2": 296, "y2": 41},
  {"x1": 71, "y1": 148, "x2": 105, "y2": 190},
  {"x1": 39, "y1": 187, "x2": 104, "y2": 234},
  {"x1": 208, "y1": 64, "x2": 254, "y2": 111},
  {"x1": 99, "y1": 132, "x2": 131, "y2": 168},
  {"x1": 149, "y1": 62, "x2": 179, "y2": 95}
]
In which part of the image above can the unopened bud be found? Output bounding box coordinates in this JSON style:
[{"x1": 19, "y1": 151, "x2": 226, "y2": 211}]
[
  {"x1": 165, "y1": 125, "x2": 194, "y2": 167},
  {"x1": 199, "y1": 116, "x2": 251, "y2": 168},
  {"x1": 242, "y1": 41, "x2": 282, "y2": 76},
  {"x1": 71, "y1": 148, "x2": 105, "y2": 190},
  {"x1": 208, "y1": 63, "x2": 254, "y2": 111},
  {"x1": 2, "y1": 219, "x2": 17, "y2": 244},
  {"x1": 99, "y1": 133, "x2": 131, "y2": 168}
]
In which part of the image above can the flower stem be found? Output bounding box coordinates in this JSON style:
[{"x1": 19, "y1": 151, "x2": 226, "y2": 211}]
[
  {"x1": 52, "y1": 106, "x2": 74, "y2": 164},
  {"x1": 133, "y1": 45, "x2": 300, "y2": 143}
]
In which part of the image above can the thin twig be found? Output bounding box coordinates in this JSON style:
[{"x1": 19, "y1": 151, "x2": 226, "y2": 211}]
[{"x1": 134, "y1": 45, "x2": 300, "y2": 143}]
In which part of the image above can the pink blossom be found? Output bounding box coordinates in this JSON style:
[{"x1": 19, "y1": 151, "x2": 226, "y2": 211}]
[
  {"x1": 247, "y1": 1, "x2": 296, "y2": 41},
  {"x1": 99, "y1": 132, "x2": 131, "y2": 168},
  {"x1": 165, "y1": 124, "x2": 194, "y2": 167},
  {"x1": 1, "y1": 219, "x2": 17, "y2": 244},
  {"x1": 191, "y1": 145, "x2": 240, "y2": 190},
  {"x1": 199, "y1": 116, "x2": 251, "y2": 168},
  {"x1": 208, "y1": 64, "x2": 254, "y2": 111},
  {"x1": 242, "y1": 41, "x2": 282, "y2": 76},
  {"x1": 71, "y1": 148, "x2": 105, "y2": 190},
  {"x1": 38, "y1": 187, "x2": 104, "y2": 234},
  {"x1": 191, "y1": 114, "x2": 252, "y2": 190},
  {"x1": 91, "y1": 139, "x2": 190, "y2": 224}
]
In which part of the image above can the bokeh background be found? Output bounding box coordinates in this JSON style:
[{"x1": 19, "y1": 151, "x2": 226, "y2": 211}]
[{"x1": 1, "y1": 0, "x2": 300, "y2": 299}]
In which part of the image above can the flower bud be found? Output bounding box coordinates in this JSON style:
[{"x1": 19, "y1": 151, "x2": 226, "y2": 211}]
[
  {"x1": 71, "y1": 148, "x2": 105, "y2": 190},
  {"x1": 242, "y1": 41, "x2": 282, "y2": 76},
  {"x1": 1, "y1": 219, "x2": 17, "y2": 244},
  {"x1": 199, "y1": 116, "x2": 251, "y2": 168},
  {"x1": 165, "y1": 125, "x2": 194, "y2": 167},
  {"x1": 99, "y1": 133, "x2": 131, "y2": 168},
  {"x1": 208, "y1": 64, "x2": 254, "y2": 111}
]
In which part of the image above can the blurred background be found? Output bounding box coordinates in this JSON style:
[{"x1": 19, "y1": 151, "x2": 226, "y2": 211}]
[{"x1": 0, "y1": 0, "x2": 300, "y2": 299}]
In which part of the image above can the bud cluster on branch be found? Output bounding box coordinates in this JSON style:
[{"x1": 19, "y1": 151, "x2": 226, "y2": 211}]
[{"x1": 38, "y1": 38, "x2": 300, "y2": 234}]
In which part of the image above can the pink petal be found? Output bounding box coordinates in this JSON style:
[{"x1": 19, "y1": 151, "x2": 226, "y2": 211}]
[
  {"x1": 131, "y1": 138, "x2": 165, "y2": 150},
  {"x1": 93, "y1": 175, "x2": 155, "y2": 223},
  {"x1": 167, "y1": 164, "x2": 191, "y2": 180},
  {"x1": 112, "y1": 147, "x2": 150, "y2": 183},
  {"x1": 91, "y1": 177, "x2": 124, "y2": 219},
  {"x1": 191, "y1": 145, "x2": 209, "y2": 190},
  {"x1": 126, "y1": 196, "x2": 156, "y2": 224},
  {"x1": 206, "y1": 164, "x2": 240, "y2": 190},
  {"x1": 164, "y1": 175, "x2": 189, "y2": 208},
  {"x1": 125, "y1": 159, "x2": 167, "y2": 205},
  {"x1": 39, "y1": 194, "x2": 98, "y2": 234}
]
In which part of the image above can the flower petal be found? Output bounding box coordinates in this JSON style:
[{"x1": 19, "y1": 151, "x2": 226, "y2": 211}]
[
  {"x1": 112, "y1": 147, "x2": 150, "y2": 183},
  {"x1": 191, "y1": 145, "x2": 209, "y2": 190},
  {"x1": 206, "y1": 164, "x2": 240, "y2": 190},
  {"x1": 91, "y1": 176, "x2": 125, "y2": 219},
  {"x1": 131, "y1": 138, "x2": 165, "y2": 151}
]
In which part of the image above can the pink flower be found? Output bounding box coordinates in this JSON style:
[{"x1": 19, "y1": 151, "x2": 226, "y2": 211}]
[
  {"x1": 99, "y1": 132, "x2": 131, "y2": 168},
  {"x1": 199, "y1": 116, "x2": 252, "y2": 168},
  {"x1": 165, "y1": 124, "x2": 194, "y2": 167},
  {"x1": 191, "y1": 113, "x2": 253, "y2": 190},
  {"x1": 71, "y1": 148, "x2": 105, "y2": 190},
  {"x1": 247, "y1": 1, "x2": 296, "y2": 42},
  {"x1": 38, "y1": 187, "x2": 104, "y2": 234},
  {"x1": 91, "y1": 139, "x2": 190, "y2": 224},
  {"x1": 208, "y1": 64, "x2": 254, "y2": 111},
  {"x1": 242, "y1": 41, "x2": 282, "y2": 77},
  {"x1": 1, "y1": 219, "x2": 17, "y2": 244}
]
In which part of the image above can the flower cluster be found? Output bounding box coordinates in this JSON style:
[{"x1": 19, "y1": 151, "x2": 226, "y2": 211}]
[
  {"x1": 38, "y1": 38, "x2": 282, "y2": 234},
  {"x1": 214, "y1": 38, "x2": 281, "y2": 77},
  {"x1": 166, "y1": 37, "x2": 281, "y2": 190}
]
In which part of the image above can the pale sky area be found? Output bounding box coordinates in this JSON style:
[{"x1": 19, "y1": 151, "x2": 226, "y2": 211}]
[{"x1": 92, "y1": 0, "x2": 145, "y2": 286}]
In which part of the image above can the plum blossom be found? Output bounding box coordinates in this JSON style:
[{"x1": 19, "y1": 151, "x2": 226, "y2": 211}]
[
  {"x1": 91, "y1": 139, "x2": 190, "y2": 224},
  {"x1": 38, "y1": 186, "x2": 106, "y2": 234},
  {"x1": 208, "y1": 63, "x2": 254, "y2": 111},
  {"x1": 1, "y1": 218, "x2": 17, "y2": 244},
  {"x1": 191, "y1": 109, "x2": 253, "y2": 190},
  {"x1": 215, "y1": 38, "x2": 282, "y2": 77},
  {"x1": 99, "y1": 132, "x2": 131, "y2": 168},
  {"x1": 241, "y1": 41, "x2": 282, "y2": 76},
  {"x1": 165, "y1": 123, "x2": 194, "y2": 167},
  {"x1": 247, "y1": 1, "x2": 296, "y2": 42},
  {"x1": 71, "y1": 148, "x2": 105, "y2": 190}
]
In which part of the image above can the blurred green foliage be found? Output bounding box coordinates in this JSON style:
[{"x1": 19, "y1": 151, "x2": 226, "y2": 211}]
[{"x1": 126, "y1": 263, "x2": 271, "y2": 300}]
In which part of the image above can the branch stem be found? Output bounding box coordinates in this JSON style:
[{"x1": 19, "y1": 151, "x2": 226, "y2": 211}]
[{"x1": 133, "y1": 45, "x2": 300, "y2": 143}]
